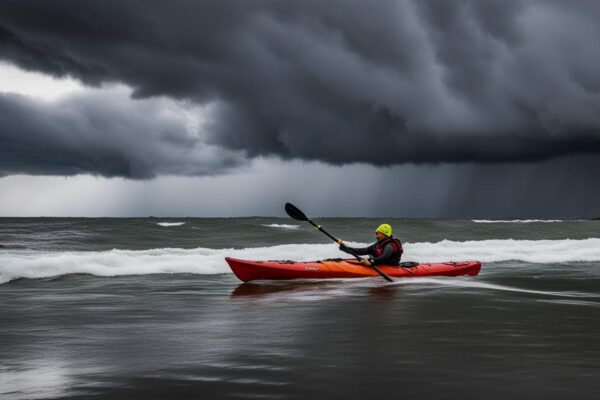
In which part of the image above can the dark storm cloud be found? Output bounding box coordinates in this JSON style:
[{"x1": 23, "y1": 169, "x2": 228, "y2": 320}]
[
  {"x1": 0, "y1": 90, "x2": 243, "y2": 178},
  {"x1": 1, "y1": 0, "x2": 600, "y2": 174}
]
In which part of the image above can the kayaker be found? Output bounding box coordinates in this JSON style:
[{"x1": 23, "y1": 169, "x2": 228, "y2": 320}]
[{"x1": 337, "y1": 224, "x2": 403, "y2": 266}]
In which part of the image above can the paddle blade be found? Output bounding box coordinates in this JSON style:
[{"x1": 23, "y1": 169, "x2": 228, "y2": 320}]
[{"x1": 285, "y1": 202, "x2": 309, "y2": 221}]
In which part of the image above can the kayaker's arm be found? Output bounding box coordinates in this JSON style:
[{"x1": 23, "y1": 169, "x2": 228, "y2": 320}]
[{"x1": 338, "y1": 241, "x2": 374, "y2": 256}]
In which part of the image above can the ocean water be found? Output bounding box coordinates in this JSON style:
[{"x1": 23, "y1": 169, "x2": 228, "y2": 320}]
[{"x1": 1, "y1": 217, "x2": 599, "y2": 399}]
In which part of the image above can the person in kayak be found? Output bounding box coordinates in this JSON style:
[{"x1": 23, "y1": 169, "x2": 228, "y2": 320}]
[{"x1": 338, "y1": 224, "x2": 403, "y2": 266}]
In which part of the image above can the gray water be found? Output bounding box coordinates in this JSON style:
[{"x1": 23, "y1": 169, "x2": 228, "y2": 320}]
[{"x1": 1, "y1": 218, "x2": 599, "y2": 399}]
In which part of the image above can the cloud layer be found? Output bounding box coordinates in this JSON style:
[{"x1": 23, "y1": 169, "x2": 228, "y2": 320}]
[
  {"x1": 0, "y1": 88, "x2": 243, "y2": 178},
  {"x1": 1, "y1": 0, "x2": 600, "y2": 176}
]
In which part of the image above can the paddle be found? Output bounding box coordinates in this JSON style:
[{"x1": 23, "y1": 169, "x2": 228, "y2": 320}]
[{"x1": 285, "y1": 202, "x2": 393, "y2": 282}]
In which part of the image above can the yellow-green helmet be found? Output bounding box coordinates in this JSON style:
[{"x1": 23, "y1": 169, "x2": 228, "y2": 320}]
[{"x1": 375, "y1": 223, "x2": 392, "y2": 237}]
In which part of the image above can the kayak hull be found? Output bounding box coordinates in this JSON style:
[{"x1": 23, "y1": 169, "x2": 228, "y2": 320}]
[{"x1": 225, "y1": 257, "x2": 481, "y2": 282}]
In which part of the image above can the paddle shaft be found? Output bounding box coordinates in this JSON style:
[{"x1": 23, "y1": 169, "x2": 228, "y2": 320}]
[{"x1": 306, "y1": 220, "x2": 393, "y2": 282}]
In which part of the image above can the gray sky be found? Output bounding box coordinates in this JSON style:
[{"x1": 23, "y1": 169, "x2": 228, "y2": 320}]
[{"x1": 1, "y1": 0, "x2": 599, "y2": 217}]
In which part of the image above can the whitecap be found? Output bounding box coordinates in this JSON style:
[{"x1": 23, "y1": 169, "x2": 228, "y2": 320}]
[
  {"x1": 472, "y1": 219, "x2": 563, "y2": 223},
  {"x1": 156, "y1": 222, "x2": 186, "y2": 227},
  {"x1": 262, "y1": 224, "x2": 300, "y2": 229}
]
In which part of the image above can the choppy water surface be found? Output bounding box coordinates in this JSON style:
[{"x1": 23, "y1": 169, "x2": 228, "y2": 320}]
[{"x1": 1, "y1": 218, "x2": 599, "y2": 399}]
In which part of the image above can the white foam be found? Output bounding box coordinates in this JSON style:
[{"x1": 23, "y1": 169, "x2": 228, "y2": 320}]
[
  {"x1": 406, "y1": 238, "x2": 600, "y2": 263},
  {"x1": 262, "y1": 224, "x2": 300, "y2": 229},
  {"x1": 389, "y1": 277, "x2": 600, "y2": 298},
  {"x1": 156, "y1": 222, "x2": 186, "y2": 227},
  {"x1": 0, "y1": 244, "x2": 339, "y2": 284},
  {"x1": 1, "y1": 238, "x2": 599, "y2": 284},
  {"x1": 472, "y1": 219, "x2": 563, "y2": 223}
]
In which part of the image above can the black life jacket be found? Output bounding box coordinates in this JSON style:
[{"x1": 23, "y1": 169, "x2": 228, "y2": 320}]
[{"x1": 373, "y1": 237, "x2": 403, "y2": 265}]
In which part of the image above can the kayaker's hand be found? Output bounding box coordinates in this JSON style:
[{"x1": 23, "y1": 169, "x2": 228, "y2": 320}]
[{"x1": 361, "y1": 258, "x2": 372, "y2": 266}]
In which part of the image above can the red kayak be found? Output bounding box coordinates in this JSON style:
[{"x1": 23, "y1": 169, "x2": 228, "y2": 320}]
[{"x1": 225, "y1": 257, "x2": 481, "y2": 282}]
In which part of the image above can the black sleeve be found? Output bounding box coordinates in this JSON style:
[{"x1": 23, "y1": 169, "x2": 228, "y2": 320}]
[
  {"x1": 339, "y1": 243, "x2": 375, "y2": 256},
  {"x1": 370, "y1": 244, "x2": 394, "y2": 265}
]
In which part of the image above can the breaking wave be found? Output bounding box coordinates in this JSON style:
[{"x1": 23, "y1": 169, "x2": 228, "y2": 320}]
[
  {"x1": 472, "y1": 219, "x2": 563, "y2": 223},
  {"x1": 1, "y1": 238, "x2": 599, "y2": 284},
  {"x1": 156, "y1": 222, "x2": 186, "y2": 227}
]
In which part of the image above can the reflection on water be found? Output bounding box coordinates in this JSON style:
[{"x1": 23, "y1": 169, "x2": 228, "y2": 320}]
[
  {"x1": 230, "y1": 281, "x2": 332, "y2": 297},
  {"x1": 0, "y1": 360, "x2": 105, "y2": 400},
  {"x1": 366, "y1": 284, "x2": 401, "y2": 299},
  {"x1": 231, "y1": 281, "x2": 402, "y2": 301}
]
